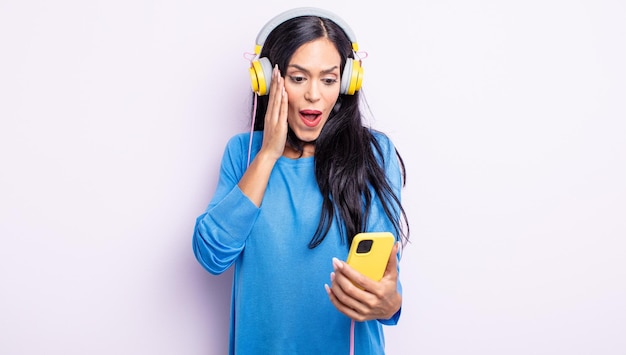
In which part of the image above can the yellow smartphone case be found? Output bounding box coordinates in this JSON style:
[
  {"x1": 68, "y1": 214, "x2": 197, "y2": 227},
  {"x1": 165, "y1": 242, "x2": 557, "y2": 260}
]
[{"x1": 346, "y1": 232, "x2": 395, "y2": 281}]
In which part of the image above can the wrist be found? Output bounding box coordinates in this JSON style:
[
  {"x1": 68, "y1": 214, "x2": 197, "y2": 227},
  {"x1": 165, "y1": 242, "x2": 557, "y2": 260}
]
[
  {"x1": 257, "y1": 146, "x2": 283, "y2": 163},
  {"x1": 386, "y1": 293, "x2": 402, "y2": 319}
]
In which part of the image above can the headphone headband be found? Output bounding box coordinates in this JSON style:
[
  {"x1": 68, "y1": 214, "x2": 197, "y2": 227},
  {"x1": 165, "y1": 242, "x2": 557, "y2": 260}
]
[
  {"x1": 254, "y1": 7, "x2": 359, "y2": 55},
  {"x1": 249, "y1": 7, "x2": 363, "y2": 96}
]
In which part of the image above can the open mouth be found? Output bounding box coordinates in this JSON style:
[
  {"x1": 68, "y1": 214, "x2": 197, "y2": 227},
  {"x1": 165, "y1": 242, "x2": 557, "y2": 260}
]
[{"x1": 300, "y1": 110, "x2": 322, "y2": 127}]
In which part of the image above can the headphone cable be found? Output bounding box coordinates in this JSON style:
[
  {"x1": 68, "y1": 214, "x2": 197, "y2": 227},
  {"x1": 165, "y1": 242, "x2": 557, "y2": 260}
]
[
  {"x1": 247, "y1": 94, "x2": 258, "y2": 168},
  {"x1": 350, "y1": 319, "x2": 355, "y2": 355}
]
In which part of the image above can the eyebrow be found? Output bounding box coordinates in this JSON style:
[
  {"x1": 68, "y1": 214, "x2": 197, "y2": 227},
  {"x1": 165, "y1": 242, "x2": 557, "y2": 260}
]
[{"x1": 288, "y1": 64, "x2": 339, "y2": 75}]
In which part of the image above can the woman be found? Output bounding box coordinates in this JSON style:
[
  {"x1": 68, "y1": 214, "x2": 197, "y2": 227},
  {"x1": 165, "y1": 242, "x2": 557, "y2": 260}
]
[{"x1": 193, "y1": 7, "x2": 410, "y2": 354}]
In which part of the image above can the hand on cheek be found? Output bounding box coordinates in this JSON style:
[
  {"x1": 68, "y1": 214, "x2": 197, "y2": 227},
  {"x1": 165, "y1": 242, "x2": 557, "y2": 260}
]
[{"x1": 261, "y1": 65, "x2": 289, "y2": 160}]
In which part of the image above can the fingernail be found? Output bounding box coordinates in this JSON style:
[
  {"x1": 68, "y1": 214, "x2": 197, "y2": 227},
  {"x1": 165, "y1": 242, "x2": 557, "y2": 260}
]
[
  {"x1": 330, "y1": 272, "x2": 335, "y2": 281},
  {"x1": 332, "y1": 257, "x2": 342, "y2": 269}
]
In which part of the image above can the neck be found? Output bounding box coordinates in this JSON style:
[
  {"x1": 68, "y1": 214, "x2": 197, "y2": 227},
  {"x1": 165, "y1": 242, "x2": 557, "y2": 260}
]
[{"x1": 283, "y1": 143, "x2": 315, "y2": 159}]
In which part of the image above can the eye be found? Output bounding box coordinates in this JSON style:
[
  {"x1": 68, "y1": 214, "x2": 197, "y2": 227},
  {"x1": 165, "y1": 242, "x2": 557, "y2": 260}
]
[
  {"x1": 289, "y1": 75, "x2": 306, "y2": 83},
  {"x1": 322, "y1": 78, "x2": 338, "y2": 85}
]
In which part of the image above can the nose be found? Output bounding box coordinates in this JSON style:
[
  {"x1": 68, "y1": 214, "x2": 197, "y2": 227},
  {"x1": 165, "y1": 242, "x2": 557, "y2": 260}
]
[{"x1": 304, "y1": 81, "x2": 321, "y2": 102}]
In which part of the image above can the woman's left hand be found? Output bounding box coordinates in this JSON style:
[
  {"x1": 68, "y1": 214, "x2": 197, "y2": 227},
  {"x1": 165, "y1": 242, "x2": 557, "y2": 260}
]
[{"x1": 325, "y1": 242, "x2": 402, "y2": 322}]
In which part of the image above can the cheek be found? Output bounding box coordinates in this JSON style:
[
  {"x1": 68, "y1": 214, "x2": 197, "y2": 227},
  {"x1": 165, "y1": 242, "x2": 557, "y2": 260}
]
[
  {"x1": 286, "y1": 104, "x2": 299, "y2": 124},
  {"x1": 286, "y1": 100, "x2": 297, "y2": 114},
  {"x1": 283, "y1": 81, "x2": 299, "y2": 97},
  {"x1": 324, "y1": 88, "x2": 341, "y2": 102}
]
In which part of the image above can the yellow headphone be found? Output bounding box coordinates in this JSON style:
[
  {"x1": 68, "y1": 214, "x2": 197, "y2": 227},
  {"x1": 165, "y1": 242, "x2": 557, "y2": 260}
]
[{"x1": 249, "y1": 7, "x2": 363, "y2": 96}]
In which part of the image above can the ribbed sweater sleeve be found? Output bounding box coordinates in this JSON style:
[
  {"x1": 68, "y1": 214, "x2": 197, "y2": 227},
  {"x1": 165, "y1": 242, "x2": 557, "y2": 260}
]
[{"x1": 192, "y1": 134, "x2": 260, "y2": 275}]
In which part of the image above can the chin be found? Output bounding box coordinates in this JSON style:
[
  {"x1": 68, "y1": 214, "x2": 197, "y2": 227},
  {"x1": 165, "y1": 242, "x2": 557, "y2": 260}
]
[{"x1": 296, "y1": 133, "x2": 321, "y2": 143}]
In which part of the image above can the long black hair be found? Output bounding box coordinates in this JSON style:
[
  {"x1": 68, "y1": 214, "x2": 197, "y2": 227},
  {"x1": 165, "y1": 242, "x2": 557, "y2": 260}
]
[{"x1": 252, "y1": 15, "x2": 410, "y2": 248}]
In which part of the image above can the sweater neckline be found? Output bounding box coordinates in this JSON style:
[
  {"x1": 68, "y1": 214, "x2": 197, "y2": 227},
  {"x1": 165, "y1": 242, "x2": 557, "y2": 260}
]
[{"x1": 278, "y1": 155, "x2": 314, "y2": 166}]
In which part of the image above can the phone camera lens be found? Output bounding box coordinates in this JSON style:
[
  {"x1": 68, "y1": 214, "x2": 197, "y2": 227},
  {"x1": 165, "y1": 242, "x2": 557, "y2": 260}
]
[{"x1": 356, "y1": 239, "x2": 373, "y2": 253}]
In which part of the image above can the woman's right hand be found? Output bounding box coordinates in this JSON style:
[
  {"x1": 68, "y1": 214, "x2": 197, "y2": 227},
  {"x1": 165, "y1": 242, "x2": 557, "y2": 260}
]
[
  {"x1": 238, "y1": 65, "x2": 288, "y2": 207},
  {"x1": 260, "y1": 65, "x2": 289, "y2": 161}
]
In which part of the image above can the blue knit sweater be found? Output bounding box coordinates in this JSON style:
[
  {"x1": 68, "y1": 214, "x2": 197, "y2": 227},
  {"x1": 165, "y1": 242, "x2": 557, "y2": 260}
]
[{"x1": 193, "y1": 130, "x2": 403, "y2": 355}]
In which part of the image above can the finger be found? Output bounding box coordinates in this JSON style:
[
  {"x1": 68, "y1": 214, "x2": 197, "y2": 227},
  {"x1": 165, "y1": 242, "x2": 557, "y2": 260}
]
[
  {"x1": 325, "y1": 285, "x2": 368, "y2": 321},
  {"x1": 333, "y1": 257, "x2": 377, "y2": 292},
  {"x1": 383, "y1": 242, "x2": 400, "y2": 279},
  {"x1": 279, "y1": 77, "x2": 288, "y2": 124},
  {"x1": 266, "y1": 66, "x2": 282, "y2": 125},
  {"x1": 325, "y1": 276, "x2": 370, "y2": 321},
  {"x1": 330, "y1": 260, "x2": 374, "y2": 310},
  {"x1": 269, "y1": 68, "x2": 287, "y2": 126}
]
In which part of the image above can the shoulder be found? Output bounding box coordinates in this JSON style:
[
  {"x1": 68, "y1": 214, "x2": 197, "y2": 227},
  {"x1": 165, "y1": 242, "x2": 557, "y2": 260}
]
[
  {"x1": 369, "y1": 130, "x2": 404, "y2": 183},
  {"x1": 223, "y1": 131, "x2": 262, "y2": 155},
  {"x1": 370, "y1": 129, "x2": 397, "y2": 158},
  {"x1": 225, "y1": 132, "x2": 252, "y2": 149},
  {"x1": 217, "y1": 132, "x2": 252, "y2": 168},
  {"x1": 220, "y1": 131, "x2": 264, "y2": 172}
]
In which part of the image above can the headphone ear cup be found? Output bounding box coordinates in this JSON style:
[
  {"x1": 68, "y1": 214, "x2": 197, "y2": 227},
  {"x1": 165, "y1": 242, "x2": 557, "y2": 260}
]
[
  {"x1": 250, "y1": 57, "x2": 274, "y2": 95},
  {"x1": 340, "y1": 58, "x2": 363, "y2": 95},
  {"x1": 340, "y1": 59, "x2": 352, "y2": 95},
  {"x1": 351, "y1": 59, "x2": 363, "y2": 94}
]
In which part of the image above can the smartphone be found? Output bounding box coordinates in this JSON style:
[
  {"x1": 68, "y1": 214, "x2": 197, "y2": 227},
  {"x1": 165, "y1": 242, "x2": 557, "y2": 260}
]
[{"x1": 346, "y1": 232, "x2": 395, "y2": 282}]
